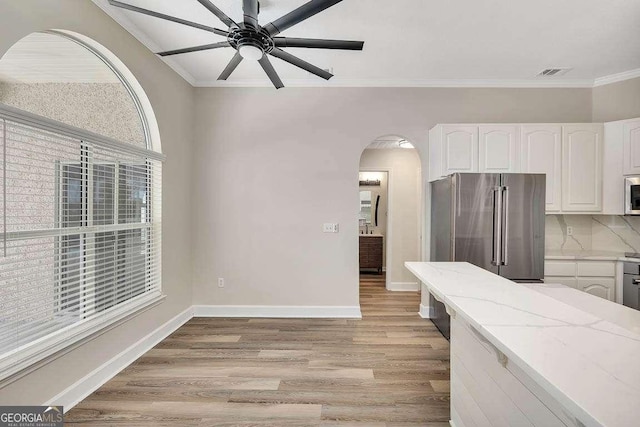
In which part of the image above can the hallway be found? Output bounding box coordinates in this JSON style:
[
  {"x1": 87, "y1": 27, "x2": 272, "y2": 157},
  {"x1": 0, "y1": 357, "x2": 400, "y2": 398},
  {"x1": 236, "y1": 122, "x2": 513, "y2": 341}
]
[{"x1": 65, "y1": 277, "x2": 450, "y2": 426}]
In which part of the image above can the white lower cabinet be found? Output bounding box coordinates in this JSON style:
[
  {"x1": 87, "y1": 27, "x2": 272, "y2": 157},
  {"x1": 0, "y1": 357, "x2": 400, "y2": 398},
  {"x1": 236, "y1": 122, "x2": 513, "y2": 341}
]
[
  {"x1": 544, "y1": 260, "x2": 616, "y2": 302},
  {"x1": 577, "y1": 277, "x2": 615, "y2": 300}
]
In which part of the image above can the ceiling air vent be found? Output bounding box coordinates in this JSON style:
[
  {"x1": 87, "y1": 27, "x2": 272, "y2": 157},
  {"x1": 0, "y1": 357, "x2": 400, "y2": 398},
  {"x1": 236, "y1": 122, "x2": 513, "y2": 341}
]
[{"x1": 537, "y1": 68, "x2": 572, "y2": 77}]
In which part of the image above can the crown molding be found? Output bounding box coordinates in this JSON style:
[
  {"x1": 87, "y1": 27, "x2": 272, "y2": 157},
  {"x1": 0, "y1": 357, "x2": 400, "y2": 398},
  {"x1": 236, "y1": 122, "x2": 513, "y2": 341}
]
[
  {"x1": 91, "y1": 0, "x2": 197, "y2": 86},
  {"x1": 593, "y1": 68, "x2": 640, "y2": 87},
  {"x1": 193, "y1": 78, "x2": 595, "y2": 88}
]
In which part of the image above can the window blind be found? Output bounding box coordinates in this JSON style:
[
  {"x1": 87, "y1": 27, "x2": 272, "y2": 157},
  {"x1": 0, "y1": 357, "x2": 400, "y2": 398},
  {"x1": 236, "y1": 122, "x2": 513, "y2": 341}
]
[{"x1": 0, "y1": 106, "x2": 162, "y2": 378}]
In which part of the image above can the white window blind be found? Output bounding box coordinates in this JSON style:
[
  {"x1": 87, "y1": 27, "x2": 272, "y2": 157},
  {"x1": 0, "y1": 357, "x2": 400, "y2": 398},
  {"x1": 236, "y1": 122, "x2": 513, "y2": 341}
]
[{"x1": 0, "y1": 105, "x2": 163, "y2": 380}]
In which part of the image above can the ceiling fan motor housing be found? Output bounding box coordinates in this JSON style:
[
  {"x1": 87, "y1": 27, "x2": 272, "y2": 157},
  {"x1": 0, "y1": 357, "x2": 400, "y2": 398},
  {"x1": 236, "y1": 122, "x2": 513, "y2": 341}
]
[{"x1": 229, "y1": 27, "x2": 275, "y2": 56}]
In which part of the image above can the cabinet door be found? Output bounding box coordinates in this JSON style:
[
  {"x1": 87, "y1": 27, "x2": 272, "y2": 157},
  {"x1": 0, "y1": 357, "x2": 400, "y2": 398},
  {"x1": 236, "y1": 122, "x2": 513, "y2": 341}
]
[
  {"x1": 577, "y1": 277, "x2": 615, "y2": 301},
  {"x1": 520, "y1": 125, "x2": 562, "y2": 212},
  {"x1": 623, "y1": 119, "x2": 640, "y2": 175},
  {"x1": 442, "y1": 126, "x2": 478, "y2": 176},
  {"x1": 562, "y1": 125, "x2": 603, "y2": 212},
  {"x1": 479, "y1": 125, "x2": 520, "y2": 173}
]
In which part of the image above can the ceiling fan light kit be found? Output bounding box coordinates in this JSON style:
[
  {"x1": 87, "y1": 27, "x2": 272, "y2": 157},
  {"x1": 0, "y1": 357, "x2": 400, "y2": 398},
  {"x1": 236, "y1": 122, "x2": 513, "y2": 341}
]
[{"x1": 107, "y1": 0, "x2": 364, "y2": 89}]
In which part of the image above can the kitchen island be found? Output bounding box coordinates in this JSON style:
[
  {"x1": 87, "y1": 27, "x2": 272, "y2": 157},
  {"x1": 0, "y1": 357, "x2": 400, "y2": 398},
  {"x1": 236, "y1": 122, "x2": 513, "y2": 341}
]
[{"x1": 405, "y1": 262, "x2": 640, "y2": 427}]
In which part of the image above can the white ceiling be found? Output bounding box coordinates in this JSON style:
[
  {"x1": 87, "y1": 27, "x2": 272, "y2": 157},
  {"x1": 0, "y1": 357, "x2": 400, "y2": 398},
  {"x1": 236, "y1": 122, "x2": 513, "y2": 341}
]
[
  {"x1": 0, "y1": 32, "x2": 121, "y2": 84},
  {"x1": 92, "y1": 0, "x2": 640, "y2": 88}
]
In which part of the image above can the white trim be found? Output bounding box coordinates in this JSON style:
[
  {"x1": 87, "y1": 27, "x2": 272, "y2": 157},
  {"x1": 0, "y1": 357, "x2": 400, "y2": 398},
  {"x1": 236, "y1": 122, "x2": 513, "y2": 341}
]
[
  {"x1": 44, "y1": 306, "x2": 193, "y2": 410},
  {"x1": 193, "y1": 78, "x2": 596, "y2": 88},
  {"x1": 593, "y1": 68, "x2": 640, "y2": 87},
  {"x1": 0, "y1": 293, "x2": 165, "y2": 384},
  {"x1": 387, "y1": 282, "x2": 420, "y2": 292},
  {"x1": 419, "y1": 303, "x2": 430, "y2": 319},
  {"x1": 193, "y1": 305, "x2": 362, "y2": 319}
]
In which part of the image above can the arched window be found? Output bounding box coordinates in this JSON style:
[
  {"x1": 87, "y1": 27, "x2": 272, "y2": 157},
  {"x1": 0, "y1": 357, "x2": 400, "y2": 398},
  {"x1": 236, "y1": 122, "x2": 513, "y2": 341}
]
[{"x1": 0, "y1": 31, "x2": 163, "y2": 380}]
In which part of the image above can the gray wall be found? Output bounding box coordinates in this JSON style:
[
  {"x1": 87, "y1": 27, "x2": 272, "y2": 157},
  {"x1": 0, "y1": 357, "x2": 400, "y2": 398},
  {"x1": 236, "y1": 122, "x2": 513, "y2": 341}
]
[
  {"x1": 592, "y1": 76, "x2": 640, "y2": 122},
  {"x1": 0, "y1": 0, "x2": 194, "y2": 404},
  {"x1": 191, "y1": 87, "x2": 592, "y2": 309}
]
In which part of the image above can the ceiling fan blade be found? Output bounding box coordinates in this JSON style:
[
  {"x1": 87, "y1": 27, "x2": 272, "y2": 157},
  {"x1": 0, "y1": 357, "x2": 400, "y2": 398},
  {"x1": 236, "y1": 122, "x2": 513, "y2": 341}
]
[
  {"x1": 258, "y1": 56, "x2": 284, "y2": 89},
  {"x1": 218, "y1": 52, "x2": 243, "y2": 80},
  {"x1": 243, "y1": 0, "x2": 259, "y2": 29},
  {"x1": 157, "y1": 42, "x2": 230, "y2": 57},
  {"x1": 107, "y1": 0, "x2": 228, "y2": 36},
  {"x1": 274, "y1": 37, "x2": 364, "y2": 50},
  {"x1": 269, "y1": 48, "x2": 333, "y2": 80},
  {"x1": 264, "y1": 0, "x2": 343, "y2": 36},
  {"x1": 196, "y1": 0, "x2": 237, "y2": 28}
]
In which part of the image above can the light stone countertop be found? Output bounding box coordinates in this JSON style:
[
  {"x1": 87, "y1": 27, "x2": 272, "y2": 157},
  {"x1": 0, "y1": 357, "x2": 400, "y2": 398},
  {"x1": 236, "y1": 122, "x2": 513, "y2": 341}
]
[
  {"x1": 405, "y1": 261, "x2": 640, "y2": 427},
  {"x1": 545, "y1": 249, "x2": 640, "y2": 262}
]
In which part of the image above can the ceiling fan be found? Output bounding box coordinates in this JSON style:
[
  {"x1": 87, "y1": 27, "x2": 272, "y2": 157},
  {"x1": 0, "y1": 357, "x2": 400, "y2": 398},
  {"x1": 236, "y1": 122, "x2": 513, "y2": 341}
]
[{"x1": 107, "y1": 0, "x2": 364, "y2": 89}]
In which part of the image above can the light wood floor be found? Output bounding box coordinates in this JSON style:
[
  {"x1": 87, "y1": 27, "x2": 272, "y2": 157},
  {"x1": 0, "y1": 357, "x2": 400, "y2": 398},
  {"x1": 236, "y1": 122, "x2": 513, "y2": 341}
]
[{"x1": 66, "y1": 273, "x2": 450, "y2": 426}]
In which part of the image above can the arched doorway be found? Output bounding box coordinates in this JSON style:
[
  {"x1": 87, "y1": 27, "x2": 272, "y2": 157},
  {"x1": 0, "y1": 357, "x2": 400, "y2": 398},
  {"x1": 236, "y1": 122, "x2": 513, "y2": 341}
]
[{"x1": 358, "y1": 135, "x2": 422, "y2": 303}]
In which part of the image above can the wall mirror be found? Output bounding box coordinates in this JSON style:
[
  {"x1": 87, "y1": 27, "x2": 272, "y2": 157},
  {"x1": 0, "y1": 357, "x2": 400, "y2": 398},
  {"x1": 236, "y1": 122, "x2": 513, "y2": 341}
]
[{"x1": 359, "y1": 191, "x2": 372, "y2": 224}]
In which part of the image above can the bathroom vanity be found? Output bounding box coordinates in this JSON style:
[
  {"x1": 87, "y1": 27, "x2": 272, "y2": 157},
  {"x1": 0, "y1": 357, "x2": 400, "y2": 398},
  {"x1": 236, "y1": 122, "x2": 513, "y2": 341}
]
[{"x1": 359, "y1": 235, "x2": 383, "y2": 273}]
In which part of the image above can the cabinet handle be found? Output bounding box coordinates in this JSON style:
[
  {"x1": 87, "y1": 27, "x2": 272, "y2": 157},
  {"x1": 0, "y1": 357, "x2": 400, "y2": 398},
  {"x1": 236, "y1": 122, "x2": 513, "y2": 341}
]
[
  {"x1": 492, "y1": 187, "x2": 502, "y2": 266},
  {"x1": 502, "y1": 186, "x2": 509, "y2": 266}
]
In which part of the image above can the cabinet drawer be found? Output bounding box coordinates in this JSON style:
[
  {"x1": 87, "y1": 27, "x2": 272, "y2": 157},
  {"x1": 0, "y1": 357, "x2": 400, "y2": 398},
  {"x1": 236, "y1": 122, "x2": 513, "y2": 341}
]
[
  {"x1": 544, "y1": 261, "x2": 576, "y2": 277},
  {"x1": 545, "y1": 277, "x2": 578, "y2": 288},
  {"x1": 576, "y1": 261, "x2": 615, "y2": 277}
]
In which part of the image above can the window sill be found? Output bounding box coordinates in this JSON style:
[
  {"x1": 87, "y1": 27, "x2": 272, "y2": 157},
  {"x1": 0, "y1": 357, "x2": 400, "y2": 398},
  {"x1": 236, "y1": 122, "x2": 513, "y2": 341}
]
[{"x1": 0, "y1": 292, "x2": 165, "y2": 386}]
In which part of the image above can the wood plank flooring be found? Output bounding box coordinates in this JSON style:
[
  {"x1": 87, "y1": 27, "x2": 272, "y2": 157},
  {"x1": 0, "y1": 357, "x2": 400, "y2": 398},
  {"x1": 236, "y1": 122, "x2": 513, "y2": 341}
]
[{"x1": 66, "y1": 273, "x2": 450, "y2": 426}]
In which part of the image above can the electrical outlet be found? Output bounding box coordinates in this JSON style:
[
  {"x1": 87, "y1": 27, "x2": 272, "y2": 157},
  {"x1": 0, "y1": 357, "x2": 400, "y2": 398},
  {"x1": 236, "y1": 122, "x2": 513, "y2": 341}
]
[
  {"x1": 567, "y1": 226, "x2": 573, "y2": 236},
  {"x1": 218, "y1": 278, "x2": 225, "y2": 288},
  {"x1": 323, "y1": 223, "x2": 339, "y2": 233}
]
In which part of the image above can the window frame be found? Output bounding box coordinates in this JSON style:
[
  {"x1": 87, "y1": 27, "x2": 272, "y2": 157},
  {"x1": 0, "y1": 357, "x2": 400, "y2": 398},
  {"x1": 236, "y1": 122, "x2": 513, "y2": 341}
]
[{"x1": 0, "y1": 103, "x2": 165, "y2": 383}]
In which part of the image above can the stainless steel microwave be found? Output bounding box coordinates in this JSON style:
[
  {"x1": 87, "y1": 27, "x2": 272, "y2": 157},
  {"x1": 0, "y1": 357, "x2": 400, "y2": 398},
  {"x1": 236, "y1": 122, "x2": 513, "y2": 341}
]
[{"x1": 625, "y1": 177, "x2": 640, "y2": 215}]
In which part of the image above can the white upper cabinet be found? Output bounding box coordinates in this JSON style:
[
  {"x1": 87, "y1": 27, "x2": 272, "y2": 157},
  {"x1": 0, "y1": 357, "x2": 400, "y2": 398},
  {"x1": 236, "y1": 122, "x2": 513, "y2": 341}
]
[
  {"x1": 602, "y1": 121, "x2": 625, "y2": 215},
  {"x1": 623, "y1": 119, "x2": 640, "y2": 175},
  {"x1": 429, "y1": 125, "x2": 479, "y2": 181},
  {"x1": 442, "y1": 125, "x2": 478, "y2": 175},
  {"x1": 520, "y1": 125, "x2": 562, "y2": 212},
  {"x1": 561, "y1": 124, "x2": 603, "y2": 212},
  {"x1": 479, "y1": 125, "x2": 520, "y2": 173}
]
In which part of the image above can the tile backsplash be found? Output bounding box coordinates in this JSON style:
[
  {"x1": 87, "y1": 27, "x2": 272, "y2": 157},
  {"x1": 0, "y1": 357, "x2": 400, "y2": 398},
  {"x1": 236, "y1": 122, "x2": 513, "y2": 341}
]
[{"x1": 546, "y1": 215, "x2": 640, "y2": 253}]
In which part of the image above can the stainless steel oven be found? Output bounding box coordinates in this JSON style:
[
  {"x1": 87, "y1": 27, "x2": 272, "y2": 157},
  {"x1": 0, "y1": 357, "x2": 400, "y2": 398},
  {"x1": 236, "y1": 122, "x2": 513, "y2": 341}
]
[
  {"x1": 623, "y1": 261, "x2": 640, "y2": 310},
  {"x1": 625, "y1": 176, "x2": 640, "y2": 215}
]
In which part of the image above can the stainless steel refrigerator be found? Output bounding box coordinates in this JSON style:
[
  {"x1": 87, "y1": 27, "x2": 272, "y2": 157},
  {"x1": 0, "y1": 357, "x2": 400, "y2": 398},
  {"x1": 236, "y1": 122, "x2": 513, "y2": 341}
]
[{"x1": 430, "y1": 173, "x2": 546, "y2": 339}]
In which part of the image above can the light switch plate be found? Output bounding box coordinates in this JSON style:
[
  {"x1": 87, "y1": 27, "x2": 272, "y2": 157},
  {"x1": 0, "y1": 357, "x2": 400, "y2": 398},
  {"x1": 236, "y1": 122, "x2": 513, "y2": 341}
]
[{"x1": 323, "y1": 223, "x2": 339, "y2": 233}]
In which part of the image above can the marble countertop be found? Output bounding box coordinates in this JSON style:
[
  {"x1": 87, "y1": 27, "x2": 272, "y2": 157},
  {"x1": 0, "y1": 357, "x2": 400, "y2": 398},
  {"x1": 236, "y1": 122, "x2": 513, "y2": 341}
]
[
  {"x1": 405, "y1": 261, "x2": 640, "y2": 427},
  {"x1": 359, "y1": 233, "x2": 383, "y2": 237},
  {"x1": 545, "y1": 249, "x2": 640, "y2": 261}
]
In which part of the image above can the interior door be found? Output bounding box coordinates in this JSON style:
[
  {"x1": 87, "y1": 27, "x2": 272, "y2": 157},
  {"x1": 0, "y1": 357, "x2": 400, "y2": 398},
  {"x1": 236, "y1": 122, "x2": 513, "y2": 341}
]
[
  {"x1": 453, "y1": 173, "x2": 500, "y2": 274},
  {"x1": 499, "y1": 174, "x2": 546, "y2": 280}
]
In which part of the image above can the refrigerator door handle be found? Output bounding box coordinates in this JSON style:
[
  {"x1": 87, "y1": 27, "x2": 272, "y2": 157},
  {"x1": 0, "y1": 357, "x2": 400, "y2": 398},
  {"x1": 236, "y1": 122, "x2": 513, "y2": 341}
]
[
  {"x1": 492, "y1": 186, "x2": 502, "y2": 266},
  {"x1": 502, "y1": 186, "x2": 509, "y2": 266}
]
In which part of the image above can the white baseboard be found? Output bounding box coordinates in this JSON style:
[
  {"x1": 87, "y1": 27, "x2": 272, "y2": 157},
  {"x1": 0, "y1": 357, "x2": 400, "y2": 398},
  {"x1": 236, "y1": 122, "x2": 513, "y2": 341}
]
[
  {"x1": 419, "y1": 303, "x2": 431, "y2": 319},
  {"x1": 193, "y1": 305, "x2": 362, "y2": 319},
  {"x1": 387, "y1": 282, "x2": 420, "y2": 292},
  {"x1": 45, "y1": 306, "x2": 193, "y2": 410}
]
